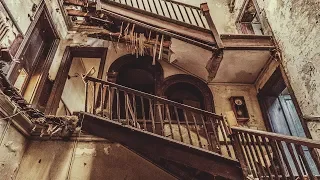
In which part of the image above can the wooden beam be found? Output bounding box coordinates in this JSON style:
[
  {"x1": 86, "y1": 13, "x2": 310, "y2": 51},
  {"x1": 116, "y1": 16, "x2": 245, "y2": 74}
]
[
  {"x1": 206, "y1": 50, "x2": 223, "y2": 81},
  {"x1": 200, "y1": 3, "x2": 224, "y2": 49}
]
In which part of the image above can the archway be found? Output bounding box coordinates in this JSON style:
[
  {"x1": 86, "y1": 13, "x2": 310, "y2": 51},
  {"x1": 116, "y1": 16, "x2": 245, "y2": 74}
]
[
  {"x1": 108, "y1": 55, "x2": 164, "y2": 119},
  {"x1": 108, "y1": 55, "x2": 163, "y2": 95},
  {"x1": 160, "y1": 74, "x2": 214, "y2": 112}
]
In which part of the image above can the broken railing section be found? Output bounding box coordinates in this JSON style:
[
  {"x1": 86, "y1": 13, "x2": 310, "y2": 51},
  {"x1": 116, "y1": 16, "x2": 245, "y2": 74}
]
[
  {"x1": 231, "y1": 127, "x2": 320, "y2": 179},
  {"x1": 83, "y1": 76, "x2": 233, "y2": 156},
  {"x1": 104, "y1": 0, "x2": 209, "y2": 29},
  {"x1": 63, "y1": 0, "x2": 216, "y2": 50},
  {"x1": 0, "y1": 72, "x2": 78, "y2": 138}
]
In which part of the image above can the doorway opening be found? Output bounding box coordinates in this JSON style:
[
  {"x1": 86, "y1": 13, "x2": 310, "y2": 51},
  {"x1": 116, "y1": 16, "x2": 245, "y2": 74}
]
[
  {"x1": 56, "y1": 57, "x2": 101, "y2": 116},
  {"x1": 108, "y1": 55, "x2": 163, "y2": 120},
  {"x1": 258, "y1": 67, "x2": 318, "y2": 176},
  {"x1": 45, "y1": 47, "x2": 107, "y2": 115}
]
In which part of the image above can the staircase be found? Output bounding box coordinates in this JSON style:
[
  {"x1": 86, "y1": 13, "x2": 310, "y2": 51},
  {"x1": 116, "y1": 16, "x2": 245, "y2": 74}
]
[{"x1": 77, "y1": 76, "x2": 320, "y2": 179}]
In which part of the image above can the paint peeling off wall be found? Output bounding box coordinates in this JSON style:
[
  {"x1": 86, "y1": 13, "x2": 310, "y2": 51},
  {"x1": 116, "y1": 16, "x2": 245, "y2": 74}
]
[
  {"x1": 210, "y1": 84, "x2": 266, "y2": 130},
  {"x1": 0, "y1": 120, "x2": 28, "y2": 180},
  {"x1": 252, "y1": 0, "x2": 320, "y2": 139}
]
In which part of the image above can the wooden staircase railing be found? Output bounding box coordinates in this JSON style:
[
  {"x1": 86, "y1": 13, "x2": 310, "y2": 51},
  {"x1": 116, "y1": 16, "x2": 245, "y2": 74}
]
[
  {"x1": 83, "y1": 76, "x2": 232, "y2": 157},
  {"x1": 83, "y1": 76, "x2": 320, "y2": 179},
  {"x1": 231, "y1": 127, "x2": 320, "y2": 179},
  {"x1": 103, "y1": 0, "x2": 209, "y2": 30}
]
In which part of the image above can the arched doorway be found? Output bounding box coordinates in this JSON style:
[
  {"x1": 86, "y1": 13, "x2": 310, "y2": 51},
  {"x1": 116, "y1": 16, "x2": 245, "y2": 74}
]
[
  {"x1": 108, "y1": 55, "x2": 164, "y2": 119},
  {"x1": 160, "y1": 74, "x2": 214, "y2": 112},
  {"x1": 108, "y1": 55, "x2": 163, "y2": 95}
]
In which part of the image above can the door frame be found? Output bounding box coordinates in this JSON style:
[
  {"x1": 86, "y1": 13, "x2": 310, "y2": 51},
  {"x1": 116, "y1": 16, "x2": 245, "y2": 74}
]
[
  {"x1": 7, "y1": 1, "x2": 60, "y2": 83},
  {"x1": 45, "y1": 46, "x2": 108, "y2": 115},
  {"x1": 257, "y1": 65, "x2": 312, "y2": 138}
]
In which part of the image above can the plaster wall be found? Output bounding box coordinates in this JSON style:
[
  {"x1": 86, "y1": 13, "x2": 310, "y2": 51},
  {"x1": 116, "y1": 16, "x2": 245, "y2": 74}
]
[
  {"x1": 0, "y1": 119, "x2": 28, "y2": 180},
  {"x1": 210, "y1": 84, "x2": 266, "y2": 131},
  {"x1": 15, "y1": 140, "x2": 176, "y2": 180}
]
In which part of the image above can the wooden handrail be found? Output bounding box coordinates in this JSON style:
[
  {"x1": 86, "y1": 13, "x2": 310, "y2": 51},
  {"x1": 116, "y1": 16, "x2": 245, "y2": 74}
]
[
  {"x1": 84, "y1": 76, "x2": 221, "y2": 118},
  {"x1": 231, "y1": 126, "x2": 320, "y2": 149}
]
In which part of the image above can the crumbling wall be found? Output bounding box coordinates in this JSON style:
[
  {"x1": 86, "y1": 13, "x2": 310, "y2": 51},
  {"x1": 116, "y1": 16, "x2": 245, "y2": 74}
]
[
  {"x1": 0, "y1": 119, "x2": 28, "y2": 180},
  {"x1": 210, "y1": 84, "x2": 266, "y2": 130},
  {"x1": 253, "y1": 0, "x2": 320, "y2": 139},
  {"x1": 15, "y1": 140, "x2": 176, "y2": 180}
]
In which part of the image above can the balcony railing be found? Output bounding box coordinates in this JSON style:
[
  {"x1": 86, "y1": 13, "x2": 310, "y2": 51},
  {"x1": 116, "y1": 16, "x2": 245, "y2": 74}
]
[
  {"x1": 103, "y1": 0, "x2": 209, "y2": 30},
  {"x1": 83, "y1": 76, "x2": 231, "y2": 155},
  {"x1": 83, "y1": 76, "x2": 320, "y2": 179}
]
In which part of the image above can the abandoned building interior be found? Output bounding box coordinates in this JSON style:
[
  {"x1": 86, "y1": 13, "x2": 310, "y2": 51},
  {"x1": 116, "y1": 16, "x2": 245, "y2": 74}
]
[{"x1": 0, "y1": 0, "x2": 319, "y2": 179}]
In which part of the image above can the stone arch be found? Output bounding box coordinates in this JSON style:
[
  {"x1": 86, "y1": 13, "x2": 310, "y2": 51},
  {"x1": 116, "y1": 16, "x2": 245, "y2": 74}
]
[{"x1": 160, "y1": 74, "x2": 214, "y2": 112}]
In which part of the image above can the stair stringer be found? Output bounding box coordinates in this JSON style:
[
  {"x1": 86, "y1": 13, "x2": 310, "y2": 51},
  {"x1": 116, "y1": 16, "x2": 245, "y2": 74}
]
[{"x1": 79, "y1": 112, "x2": 244, "y2": 180}]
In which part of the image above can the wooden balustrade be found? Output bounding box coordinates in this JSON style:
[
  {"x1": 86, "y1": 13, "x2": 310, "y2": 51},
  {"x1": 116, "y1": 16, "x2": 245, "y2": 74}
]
[
  {"x1": 231, "y1": 126, "x2": 320, "y2": 179},
  {"x1": 83, "y1": 76, "x2": 320, "y2": 179},
  {"x1": 103, "y1": 0, "x2": 209, "y2": 29},
  {"x1": 83, "y1": 76, "x2": 232, "y2": 156}
]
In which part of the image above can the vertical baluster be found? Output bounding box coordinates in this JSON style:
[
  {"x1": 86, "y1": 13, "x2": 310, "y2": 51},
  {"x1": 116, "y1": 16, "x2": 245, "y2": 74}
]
[
  {"x1": 177, "y1": 4, "x2": 185, "y2": 22},
  {"x1": 152, "y1": 0, "x2": 159, "y2": 14},
  {"x1": 140, "y1": 97, "x2": 146, "y2": 130},
  {"x1": 243, "y1": 133, "x2": 260, "y2": 178},
  {"x1": 165, "y1": 104, "x2": 174, "y2": 140},
  {"x1": 140, "y1": 0, "x2": 146, "y2": 10},
  {"x1": 149, "y1": 99, "x2": 156, "y2": 133},
  {"x1": 276, "y1": 141, "x2": 295, "y2": 180},
  {"x1": 249, "y1": 134, "x2": 266, "y2": 178},
  {"x1": 124, "y1": 92, "x2": 129, "y2": 125},
  {"x1": 310, "y1": 148, "x2": 320, "y2": 173},
  {"x1": 190, "y1": 8, "x2": 199, "y2": 26},
  {"x1": 261, "y1": 137, "x2": 280, "y2": 179},
  {"x1": 136, "y1": 0, "x2": 140, "y2": 9},
  {"x1": 116, "y1": 89, "x2": 120, "y2": 122},
  {"x1": 157, "y1": 104, "x2": 164, "y2": 136},
  {"x1": 239, "y1": 132, "x2": 258, "y2": 178},
  {"x1": 296, "y1": 145, "x2": 315, "y2": 179},
  {"x1": 169, "y1": 2, "x2": 178, "y2": 20},
  {"x1": 183, "y1": 109, "x2": 193, "y2": 145},
  {"x1": 233, "y1": 131, "x2": 251, "y2": 177},
  {"x1": 100, "y1": 83, "x2": 104, "y2": 117},
  {"x1": 130, "y1": 0, "x2": 134, "y2": 7},
  {"x1": 219, "y1": 119, "x2": 232, "y2": 157},
  {"x1": 210, "y1": 117, "x2": 220, "y2": 152},
  {"x1": 93, "y1": 82, "x2": 97, "y2": 114},
  {"x1": 201, "y1": 115, "x2": 212, "y2": 150},
  {"x1": 164, "y1": 1, "x2": 172, "y2": 18},
  {"x1": 197, "y1": 10, "x2": 207, "y2": 29},
  {"x1": 124, "y1": 0, "x2": 128, "y2": 5},
  {"x1": 157, "y1": 0, "x2": 165, "y2": 16},
  {"x1": 286, "y1": 142, "x2": 304, "y2": 179},
  {"x1": 191, "y1": 112, "x2": 202, "y2": 148},
  {"x1": 174, "y1": 106, "x2": 183, "y2": 142},
  {"x1": 132, "y1": 94, "x2": 137, "y2": 123},
  {"x1": 146, "y1": 0, "x2": 152, "y2": 12},
  {"x1": 183, "y1": 6, "x2": 192, "y2": 24},
  {"x1": 255, "y1": 136, "x2": 273, "y2": 179},
  {"x1": 85, "y1": 81, "x2": 88, "y2": 112},
  {"x1": 269, "y1": 139, "x2": 287, "y2": 179},
  {"x1": 107, "y1": 86, "x2": 112, "y2": 120},
  {"x1": 102, "y1": 85, "x2": 107, "y2": 116}
]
